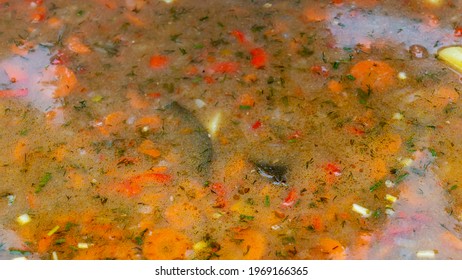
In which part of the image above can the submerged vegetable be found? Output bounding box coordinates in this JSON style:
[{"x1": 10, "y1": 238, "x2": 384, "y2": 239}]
[{"x1": 437, "y1": 46, "x2": 462, "y2": 73}]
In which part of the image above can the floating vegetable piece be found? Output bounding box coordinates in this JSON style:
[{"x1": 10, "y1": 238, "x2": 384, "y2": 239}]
[
  {"x1": 352, "y1": 203, "x2": 371, "y2": 218},
  {"x1": 254, "y1": 162, "x2": 288, "y2": 186},
  {"x1": 16, "y1": 214, "x2": 31, "y2": 225},
  {"x1": 163, "y1": 101, "x2": 213, "y2": 177},
  {"x1": 437, "y1": 46, "x2": 462, "y2": 73},
  {"x1": 143, "y1": 228, "x2": 192, "y2": 260}
]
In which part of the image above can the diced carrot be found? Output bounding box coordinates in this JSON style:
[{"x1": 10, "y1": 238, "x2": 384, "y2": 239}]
[
  {"x1": 243, "y1": 73, "x2": 258, "y2": 83},
  {"x1": 370, "y1": 158, "x2": 387, "y2": 180},
  {"x1": 327, "y1": 80, "x2": 343, "y2": 93},
  {"x1": 47, "y1": 65, "x2": 77, "y2": 98},
  {"x1": 26, "y1": 193, "x2": 37, "y2": 209},
  {"x1": 185, "y1": 65, "x2": 199, "y2": 76},
  {"x1": 66, "y1": 36, "x2": 91, "y2": 54},
  {"x1": 126, "y1": 89, "x2": 149, "y2": 109},
  {"x1": 318, "y1": 237, "x2": 346, "y2": 259},
  {"x1": 164, "y1": 202, "x2": 202, "y2": 229},
  {"x1": 303, "y1": 6, "x2": 329, "y2": 22},
  {"x1": 375, "y1": 133, "x2": 402, "y2": 155},
  {"x1": 0, "y1": 89, "x2": 28, "y2": 98},
  {"x1": 137, "y1": 139, "x2": 161, "y2": 158},
  {"x1": 67, "y1": 170, "x2": 85, "y2": 189},
  {"x1": 116, "y1": 180, "x2": 142, "y2": 196},
  {"x1": 210, "y1": 61, "x2": 239, "y2": 74},
  {"x1": 130, "y1": 172, "x2": 172, "y2": 185},
  {"x1": 37, "y1": 235, "x2": 54, "y2": 254},
  {"x1": 143, "y1": 228, "x2": 192, "y2": 260},
  {"x1": 149, "y1": 55, "x2": 169, "y2": 69},
  {"x1": 311, "y1": 215, "x2": 324, "y2": 231},
  {"x1": 135, "y1": 115, "x2": 162, "y2": 130},
  {"x1": 203, "y1": 76, "x2": 215, "y2": 84},
  {"x1": 104, "y1": 111, "x2": 128, "y2": 127},
  {"x1": 250, "y1": 48, "x2": 267, "y2": 69},
  {"x1": 349, "y1": 60, "x2": 396, "y2": 92},
  {"x1": 345, "y1": 125, "x2": 365, "y2": 136},
  {"x1": 31, "y1": 6, "x2": 46, "y2": 23},
  {"x1": 125, "y1": 11, "x2": 145, "y2": 27},
  {"x1": 47, "y1": 17, "x2": 62, "y2": 28},
  {"x1": 231, "y1": 30, "x2": 246, "y2": 44},
  {"x1": 239, "y1": 93, "x2": 255, "y2": 107},
  {"x1": 219, "y1": 229, "x2": 267, "y2": 260}
]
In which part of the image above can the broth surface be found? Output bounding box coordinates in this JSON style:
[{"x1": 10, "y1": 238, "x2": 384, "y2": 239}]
[{"x1": 1, "y1": 0, "x2": 462, "y2": 260}]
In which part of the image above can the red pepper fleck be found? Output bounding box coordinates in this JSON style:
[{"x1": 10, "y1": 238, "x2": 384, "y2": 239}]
[
  {"x1": 282, "y1": 188, "x2": 298, "y2": 207},
  {"x1": 455, "y1": 27, "x2": 462, "y2": 37},
  {"x1": 345, "y1": 125, "x2": 365, "y2": 136},
  {"x1": 203, "y1": 76, "x2": 215, "y2": 84},
  {"x1": 250, "y1": 48, "x2": 267, "y2": 69},
  {"x1": 311, "y1": 65, "x2": 329, "y2": 77},
  {"x1": 252, "y1": 120, "x2": 262, "y2": 129},
  {"x1": 325, "y1": 163, "x2": 342, "y2": 176},
  {"x1": 210, "y1": 61, "x2": 239, "y2": 74},
  {"x1": 231, "y1": 30, "x2": 246, "y2": 44},
  {"x1": 288, "y1": 130, "x2": 302, "y2": 140},
  {"x1": 147, "y1": 92, "x2": 162, "y2": 98}
]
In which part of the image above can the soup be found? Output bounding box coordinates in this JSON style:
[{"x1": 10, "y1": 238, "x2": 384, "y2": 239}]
[{"x1": 1, "y1": 0, "x2": 462, "y2": 260}]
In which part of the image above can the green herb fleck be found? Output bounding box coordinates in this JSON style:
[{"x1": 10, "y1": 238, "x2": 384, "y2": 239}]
[
  {"x1": 251, "y1": 25, "x2": 265, "y2": 33},
  {"x1": 373, "y1": 208, "x2": 381, "y2": 218},
  {"x1": 239, "y1": 105, "x2": 252, "y2": 110},
  {"x1": 369, "y1": 180, "x2": 383, "y2": 192},
  {"x1": 193, "y1": 43, "x2": 204, "y2": 49},
  {"x1": 264, "y1": 195, "x2": 270, "y2": 207},
  {"x1": 239, "y1": 214, "x2": 254, "y2": 221},
  {"x1": 395, "y1": 173, "x2": 409, "y2": 184},
  {"x1": 35, "y1": 172, "x2": 52, "y2": 193},
  {"x1": 346, "y1": 74, "x2": 356, "y2": 80}
]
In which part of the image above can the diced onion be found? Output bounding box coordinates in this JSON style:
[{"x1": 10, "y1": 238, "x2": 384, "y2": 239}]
[
  {"x1": 194, "y1": 99, "x2": 206, "y2": 109},
  {"x1": 416, "y1": 250, "x2": 436, "y2": 259},
  {"x1": 400, "y1": 158, "x2": 413, "y2": 167},
  {"x1": 352, "y1": 204, "x2": 371, "y2": 218},
  {"x1": 52, "y1": 251, "x2": 58, "y2": 260},
  {"x1": 77, "y1": 243, "x2": 89, "y2": 249},
  {"x1": 193, "y1": 241, "x2": 208, "y2": 252},
  {"x1": 392, "y1": 112, "x2": 404, "y2": 120},
  {"x1": 397, "y1": 72, "x2": 407, "y2": 80},
  {"x1": 16, "y1": 214, "x2": 31, "y2": 225},
  {"x1": 385, "y1": 180, "x2": 395, "y2": 188},
  {"x1": 385, "y1": 194, "x2": 397, "y2": 203},
  {"x1": 385, "y1": 208, "x2": 395, "y2": 216}
]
